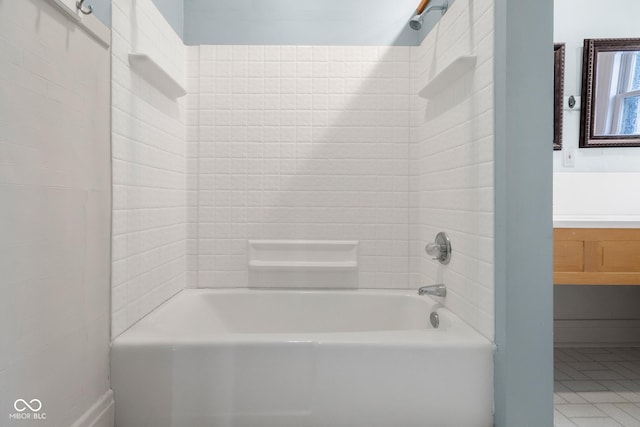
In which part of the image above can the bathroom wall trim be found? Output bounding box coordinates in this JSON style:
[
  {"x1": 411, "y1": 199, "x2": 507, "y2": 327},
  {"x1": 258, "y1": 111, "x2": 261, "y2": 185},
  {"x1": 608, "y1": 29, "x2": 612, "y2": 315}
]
[{"x1": 70, "y1": 390, "x2": 114, "y2": 427}]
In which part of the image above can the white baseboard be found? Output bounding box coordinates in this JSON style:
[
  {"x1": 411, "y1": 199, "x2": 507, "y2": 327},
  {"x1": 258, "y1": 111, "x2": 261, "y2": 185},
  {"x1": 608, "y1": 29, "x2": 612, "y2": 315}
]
[
  {"x1": 71, "y1": 390, "x2": 114, "y2": 427},
  {"x1": 555, "y1": 319, "x2": 640, "y2": 347}
]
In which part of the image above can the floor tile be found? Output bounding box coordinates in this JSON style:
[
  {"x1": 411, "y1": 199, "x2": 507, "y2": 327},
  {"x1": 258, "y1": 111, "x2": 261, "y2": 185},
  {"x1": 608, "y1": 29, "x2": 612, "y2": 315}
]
[
  {"x1": 617, "y1": 350, "x2": 640, "y2": 362},
  {"x1": 599, "y1": 380, "x2": 625, "y2": 391},
  {"x1": 570, "y1": 362, "x2": 608, "y2": 371},
  {"x1": 562, "y1": 380, "x2": 609, "y2": 392},
  {"x1": 564, "y1": 349, "x2": 597, "y2": 362},
  {"x1": 596, "y1": 404, "x2": 640, "y2": 427},
  {"x1": 600, "y1": 381, "x2": 640, "y2": 403},
  {"x1": 571, "y1": 418, "x2": 623, "y2": 427},
  {"x1": 619, "y1": 381, "x2": 640, "y2": 393},
  {"x1": 604, "y1": 362, "x2": 640, "y2": 379},
  {"x1": 556, "y1": 349, "x2": 579, "y2": 363},
  {"x1": 557, "y1": 366, "x2": 592, "y2": 380},
  {"x1": 556, "y1": 404, "x2": 606, "y2": 418},
  {"x1": 616, "y1": 403, "x2": 640, "y2": 422},
  {"x1": 554, "y1": 409, "x2": 577, "y2": 427},
  {"x1": 620, "y1": 363, "x2": 640, "y2": 376},
  {"x1": 581, "y1": 348, "x2": 614, "y2": 355},
  {"x1": 578, "y1": 391, "x2": 629, "y2": 404},
  {"x1": 556, "y1": 347, "x2": 640, "y2": 427},
  {"x1": 586, "y1": 370, "x2": 627, "y2": 381},
  {"x1": 557, "y1": 392, "x2": 589, "y2": 404},
  {"x1": 556, "y1": 368, "x2": 574, "y2": 381},
  {"x1": 571, "y1": 418, "x2": 624, "y2": 427}
]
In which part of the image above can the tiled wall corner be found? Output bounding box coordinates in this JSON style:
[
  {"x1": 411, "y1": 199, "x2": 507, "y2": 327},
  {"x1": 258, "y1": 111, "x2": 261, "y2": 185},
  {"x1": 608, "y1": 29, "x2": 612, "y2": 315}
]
[
  {"x1": 186, "y1": 45, "x2": 201, "y2": 288},
  {"x1": 111, "y1": 0, "x2": 188, "y2": 337},
  {"x1": 192, "y1": 45, "x2": 412, "y2": 289},
  {"x1": 409, "y1": 0, "x2": 495, "y2": 339},
  {"x1": 0, "y1": 0, "x2": 111, "y2": 424}
]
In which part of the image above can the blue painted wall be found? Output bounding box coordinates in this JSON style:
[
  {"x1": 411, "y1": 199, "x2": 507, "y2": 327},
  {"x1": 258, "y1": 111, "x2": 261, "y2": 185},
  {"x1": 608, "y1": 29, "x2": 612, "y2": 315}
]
[
  {"x1": 86, "y1": 0, "x2": 183, "y2": 38},
  {"x1": 87, "y1": 0, "x2": 446, "y2": 46},
  {"x1": 183, "y1": 0, "x2": 449, "y2": 46},
  {"x1": 89, "y1": 0, "x2": 111, "y2": 27},
  {"x1": 493, "y1": 0, "x2": 554, "y2": 424},
  {"x1": 151, "y1": 0, "x2": 184, "y2": 38}
]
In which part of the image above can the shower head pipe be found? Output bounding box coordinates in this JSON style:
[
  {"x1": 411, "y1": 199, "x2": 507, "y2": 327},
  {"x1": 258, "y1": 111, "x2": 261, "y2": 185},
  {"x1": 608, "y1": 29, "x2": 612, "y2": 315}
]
[
  {"x1": 409, "y1": 0, "x2": 448, "y2": 31},
  {"x1": 416, "y1": 0, "x2": 431, "y2": 14}
]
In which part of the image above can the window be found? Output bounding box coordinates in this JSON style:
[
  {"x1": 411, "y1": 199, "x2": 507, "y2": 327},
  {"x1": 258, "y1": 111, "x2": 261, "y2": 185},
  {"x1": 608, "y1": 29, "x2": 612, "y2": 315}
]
[
  {"x1": 611, "y1": 51, "x2": 640, "y2": 135},
  {"x1": 579, "y1": 38, "x2": 640, "y2": 147}
]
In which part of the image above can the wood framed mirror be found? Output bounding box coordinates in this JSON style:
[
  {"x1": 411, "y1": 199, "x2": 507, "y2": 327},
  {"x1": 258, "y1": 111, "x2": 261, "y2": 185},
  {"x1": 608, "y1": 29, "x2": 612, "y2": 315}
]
[
  {"x1": 580, "y1": 38, "x2": 640, "y2": 147},
  {"x1": 554, "y1": 43, "x2": 565, "y2": 150}
]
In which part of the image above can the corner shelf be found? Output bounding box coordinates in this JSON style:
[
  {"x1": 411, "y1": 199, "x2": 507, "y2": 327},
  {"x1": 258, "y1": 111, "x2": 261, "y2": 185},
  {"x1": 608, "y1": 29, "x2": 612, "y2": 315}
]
[
  {"x1": 128, "y1": 53, "x2": 187, "y2": 98},
  {"x1": 418, "y1": 55, "x2": 477, "y2": 99}
]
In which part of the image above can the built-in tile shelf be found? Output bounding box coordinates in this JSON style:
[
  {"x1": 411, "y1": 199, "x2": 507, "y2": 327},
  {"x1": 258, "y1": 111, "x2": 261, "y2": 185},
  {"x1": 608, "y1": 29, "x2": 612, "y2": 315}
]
[
  {"x1": 418, "y1": 55, "x2": 477, "y2": 99},
  {"x1": 128, "y1": 53, "x2": 187, "y2": 98},
  {"x1": 249, "y1": 261, "x2": 358, "y2": 271},
  {"x1": 248, "y1": 240, "x2": 358, "y2": 271}
]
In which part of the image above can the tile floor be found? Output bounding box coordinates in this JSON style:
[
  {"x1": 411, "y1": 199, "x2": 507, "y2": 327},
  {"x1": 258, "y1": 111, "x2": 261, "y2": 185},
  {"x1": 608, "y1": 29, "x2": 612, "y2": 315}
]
[{"x1": 555, "y1": 347, "x2": 640, "y2": 427}]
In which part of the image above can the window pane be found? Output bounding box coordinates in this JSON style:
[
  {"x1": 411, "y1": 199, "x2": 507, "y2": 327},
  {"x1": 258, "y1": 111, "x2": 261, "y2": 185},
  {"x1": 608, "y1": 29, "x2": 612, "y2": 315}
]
[
  {"x1": 621, "y1": 94, "x2": 640, "y2": 134},
  {"x1": 632, "y1": 52, "x2": 640, "y2": 91}
]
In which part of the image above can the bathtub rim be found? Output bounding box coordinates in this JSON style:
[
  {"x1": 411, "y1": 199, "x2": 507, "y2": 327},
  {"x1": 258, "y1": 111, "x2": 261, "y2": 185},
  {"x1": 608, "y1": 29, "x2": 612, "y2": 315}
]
[{"x1": 111, "y1": 288, "x2": 493, "y2": 348}]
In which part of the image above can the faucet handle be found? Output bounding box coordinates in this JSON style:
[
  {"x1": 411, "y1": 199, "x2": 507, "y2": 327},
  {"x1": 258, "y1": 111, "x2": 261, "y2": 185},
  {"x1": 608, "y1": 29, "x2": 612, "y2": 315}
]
[
  {"x1": 424, "y1": 232, "x2": 452, "y2": 265},
  {"x1": 425, "y1": 242, "x2": 443, "y2": 259}
]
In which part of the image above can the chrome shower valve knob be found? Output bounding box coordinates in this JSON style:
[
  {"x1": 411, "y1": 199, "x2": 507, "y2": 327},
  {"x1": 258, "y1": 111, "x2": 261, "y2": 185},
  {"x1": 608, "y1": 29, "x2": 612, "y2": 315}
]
[{"x1": 425, "y1": 232, "x2": 452, "y2": 264}]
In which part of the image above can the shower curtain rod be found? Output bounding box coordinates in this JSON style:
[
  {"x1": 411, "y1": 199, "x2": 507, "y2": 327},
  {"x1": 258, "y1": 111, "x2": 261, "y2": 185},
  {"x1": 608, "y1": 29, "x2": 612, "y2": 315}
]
[{"x1": 416, "y1": 0, "x2": 431, "y2": 14}]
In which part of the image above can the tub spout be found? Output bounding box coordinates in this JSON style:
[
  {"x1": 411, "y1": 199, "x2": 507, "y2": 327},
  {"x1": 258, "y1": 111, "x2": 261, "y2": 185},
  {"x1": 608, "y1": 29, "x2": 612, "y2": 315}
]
[{"x1": 418, "y1": 284, "x2": 447, "y2": 297}]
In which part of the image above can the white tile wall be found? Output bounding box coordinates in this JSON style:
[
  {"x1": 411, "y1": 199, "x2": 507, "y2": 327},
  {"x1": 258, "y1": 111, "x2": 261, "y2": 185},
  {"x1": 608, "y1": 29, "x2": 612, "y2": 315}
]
[
  {"x1": 111, "y1": 0, "x2": 187, "y2": 337},
  {"x1": 186, "y1": 46, "x2": 201, "y2": 288},
  {"x1": 0, "y1": 0, "x2": 111, "y2": 425},
  {"x1": 409, "y1": 0, "x2": 495, "y2": 339},
  {"x1": 188, "y1": 45, "x2": 413, "y2": 289},
  {"x1": 185, "y1": 1, "x2": 495, "y2": 339}
]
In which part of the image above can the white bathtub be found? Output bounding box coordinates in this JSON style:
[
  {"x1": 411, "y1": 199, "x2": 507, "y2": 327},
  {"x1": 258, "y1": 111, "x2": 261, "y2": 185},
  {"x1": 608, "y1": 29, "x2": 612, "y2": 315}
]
[{"x1": 111, "y1": 289, "x2": 493, "y2": 427}]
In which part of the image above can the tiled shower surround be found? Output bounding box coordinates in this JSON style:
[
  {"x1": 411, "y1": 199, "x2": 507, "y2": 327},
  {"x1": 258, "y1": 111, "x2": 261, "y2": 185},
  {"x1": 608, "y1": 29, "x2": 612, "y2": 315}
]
[
  {"x1": 111, "y1": 0, "x2": 188, "y2": 337},
  {"x1": 186, "y1": 45, "x2": 412, "y2": 290},
  {"x1": 110, "y1": 0, "x2": 494, "y2": 341},
  {"x1": 410, "y1": 0, "x2": 495, "y2": 338},
  {"x1": 185, "y1": 0, "x2": 495, "y2": 340}
]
